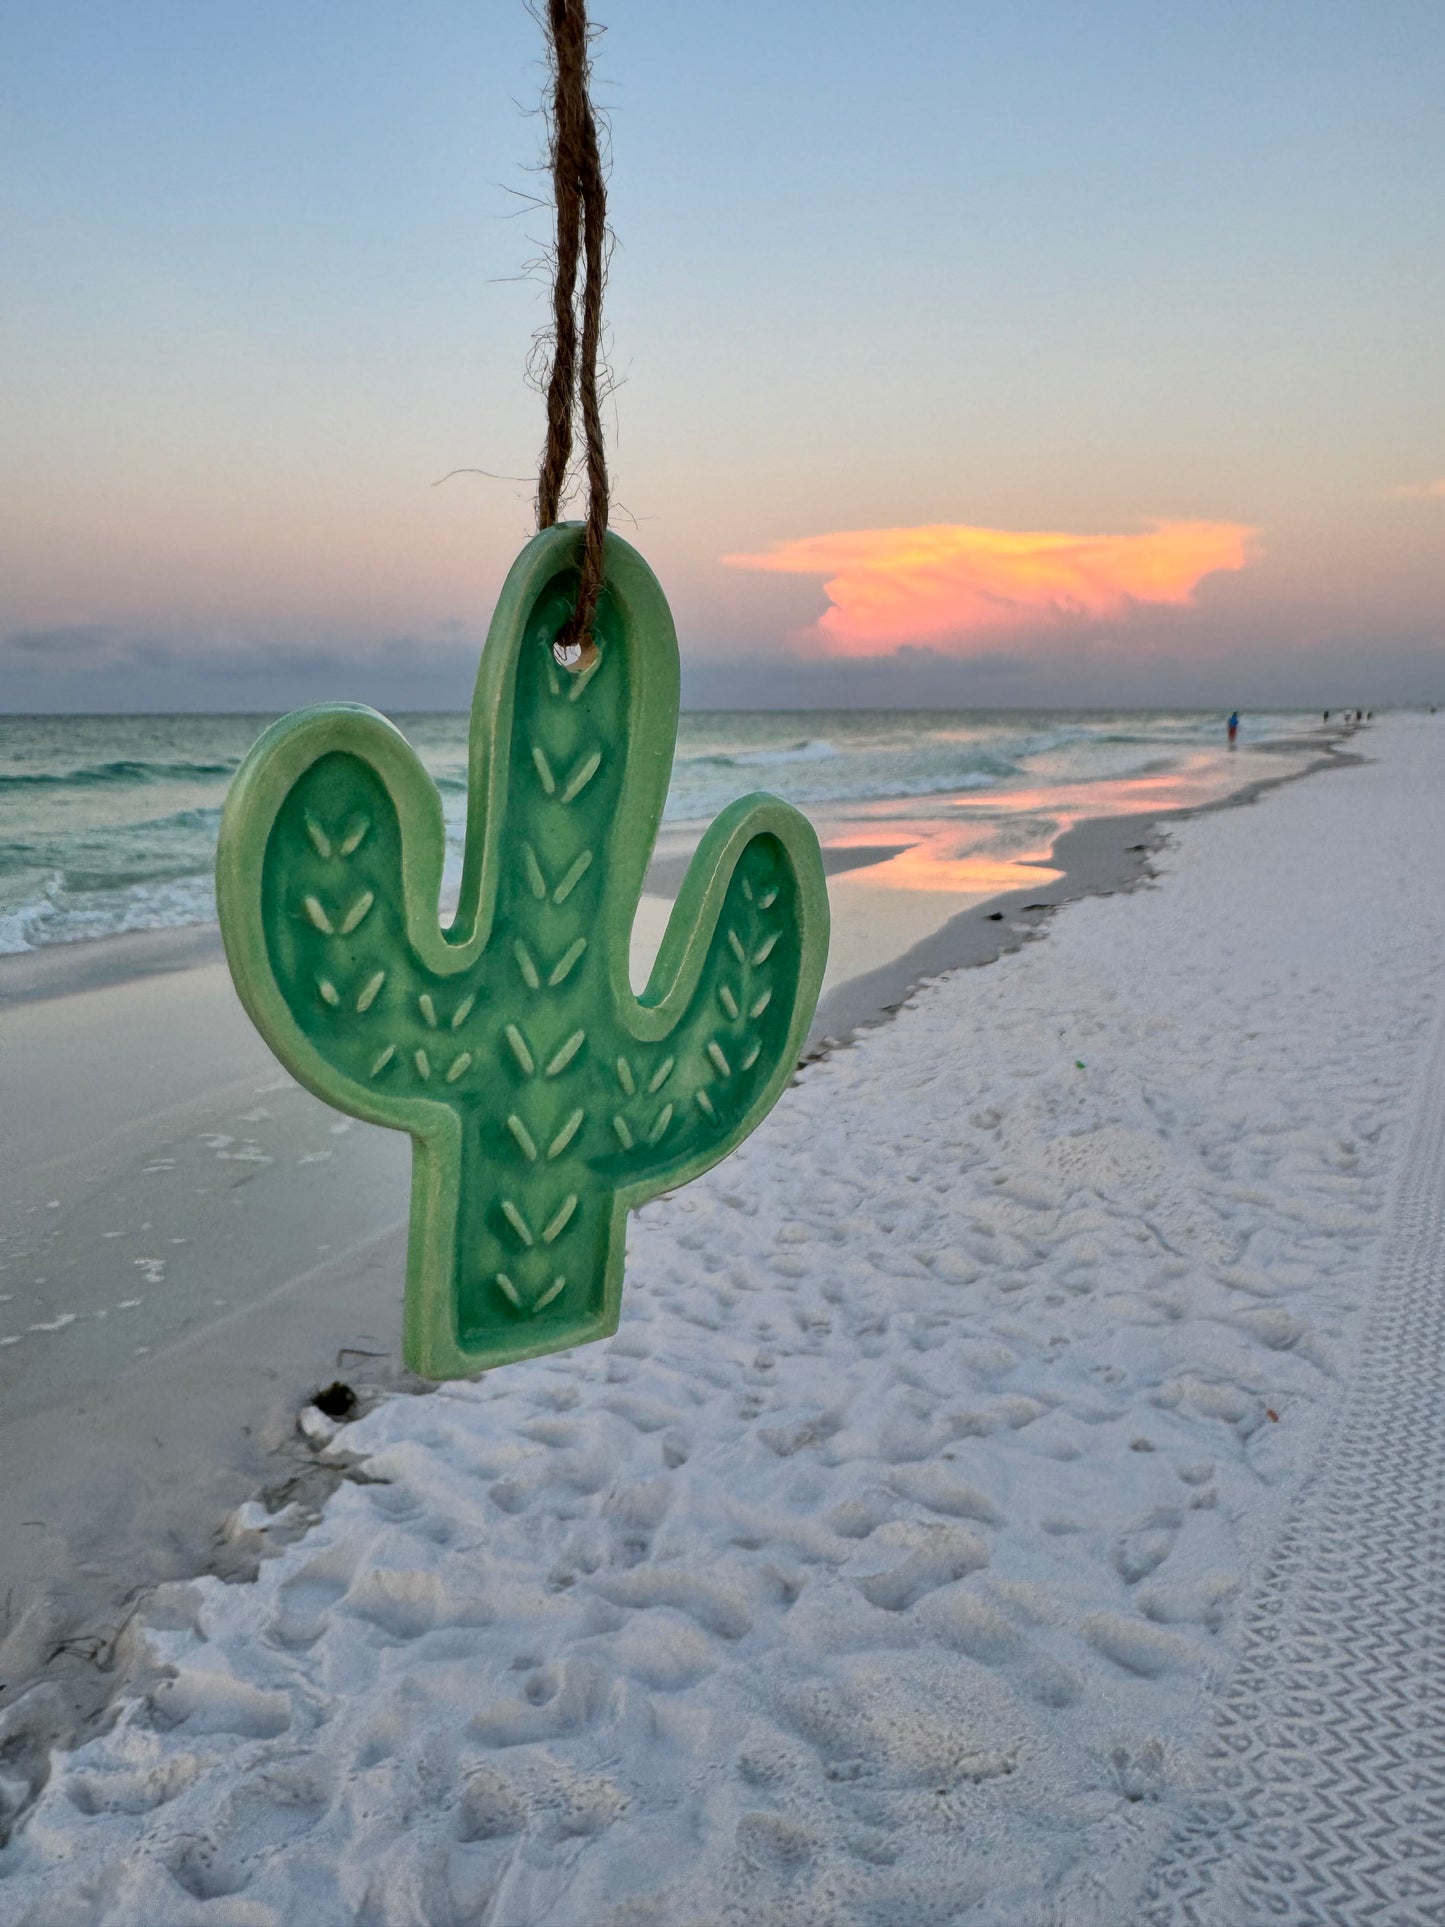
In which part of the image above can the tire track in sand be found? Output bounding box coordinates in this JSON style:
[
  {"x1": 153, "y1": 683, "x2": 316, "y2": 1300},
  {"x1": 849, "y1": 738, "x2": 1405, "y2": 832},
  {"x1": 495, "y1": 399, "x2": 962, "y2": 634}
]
[{"x1": 1137, "y1": 988, "x2": 1445, "y2": 1925}]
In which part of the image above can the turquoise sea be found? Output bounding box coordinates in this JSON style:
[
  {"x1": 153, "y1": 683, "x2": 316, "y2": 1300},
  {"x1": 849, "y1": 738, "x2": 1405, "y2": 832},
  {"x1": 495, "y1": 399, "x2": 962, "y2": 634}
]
[{"x1": 0, "y1": 709, "x2": 1311, "y2": 953}]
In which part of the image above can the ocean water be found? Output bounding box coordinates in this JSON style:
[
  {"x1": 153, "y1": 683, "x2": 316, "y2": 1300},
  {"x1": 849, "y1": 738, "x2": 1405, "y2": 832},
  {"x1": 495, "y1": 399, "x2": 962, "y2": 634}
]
[{"x1": 0, "y1": 708, "x2": 1311, "y2": 954}]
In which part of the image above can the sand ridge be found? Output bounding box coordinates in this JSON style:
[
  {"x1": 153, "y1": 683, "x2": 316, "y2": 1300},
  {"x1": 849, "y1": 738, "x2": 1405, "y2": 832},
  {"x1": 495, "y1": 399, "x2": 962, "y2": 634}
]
[{"x1": 2, "y1": 717, "x2": 1442, "y2": 1923}]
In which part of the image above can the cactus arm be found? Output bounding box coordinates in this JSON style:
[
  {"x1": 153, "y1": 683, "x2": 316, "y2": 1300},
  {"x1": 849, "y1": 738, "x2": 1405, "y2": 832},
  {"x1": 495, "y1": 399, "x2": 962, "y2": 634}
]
[
  {"x1": 605, "y1": 792, "x2": 829, "y2": 1202},
  {"x1": 215, "y1": 704, "x2": 477, "y2": 1134},
  {"x1": 631, "y1": 795, "x2": 827, "y2": 1034},
  {"x1": 218, "y1": 704, "x2": 508, "y2": 1381}
]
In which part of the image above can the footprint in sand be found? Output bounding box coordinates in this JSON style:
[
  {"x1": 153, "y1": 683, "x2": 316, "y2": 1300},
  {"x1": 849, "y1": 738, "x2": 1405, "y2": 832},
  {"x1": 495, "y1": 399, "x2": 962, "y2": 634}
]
[
  {"x1": 824, "y1": 1487, "x2": 899, "y2": 1540},
  {"x1": 1112, "y1": 1506, "x2": 1183, "y2": 1586},
  {"x1": 735, "y1": 1810, "x2": 823, "y2": 1883},
  {"x1": 916, "y1": 1588, "x2": 1084, "y2": 1708},
  {"x1": 470, "y1": 1656, "x2": 614, "y2": 1747},
  {"x1": 453, "y1": 1764, "x2": 528, "y2": 1842},
  {"x1": 587, "y1": 1566, "x2": 755, "y2": 1640},
  {"x1": 1137, "y1": 1569, "x2": 1238, "y2": 1634},
  {"x1": 1109, "y1": 1737, "x2": 1167, "y2": 1803},
  {"x1": 269, "y1": 1541, "x2": 361, "y2": 1648},
  {"x1": 598, "y1": 1475, "x2": 673, "y2": 1567},
  {"x1": 888, "y1": 1463, "x2": 1004, "y2": 1525},
  {"x1": 777, "y1": 1650, "x2": 1028, "y2": 1794},
  {"x1": 758, "y1": 1408, "x2": 842, "y2": 1458},
  {"x1": 607, "y1": 1610, "x2": 720, "y2": 1691},
  {"x1": 1082, "y1": 1610, "x2": 1206, "y2": 1678},
  {"x1": 917, "y1": 1587, "x2": 1023, "y2": 1663},
  {"x1": 601, "y1": 1391, "x2": 681, "y2": 1434},
  {"x1": 853, "y1": 1521, "x2": 991, "y2": 1611},
  {"x1": 64, "y1": 1752, "x2": 206, "y2": 1818},
  {"x1": 162, "y1": 1761, "x2": 333, "y2": 1901},
  {"x1": 340, "y1": 1564, "x2": 494, "y2": 1641},
  {"x1": 145, "y1": 1669, "x2": 291, "y2": 1739}
]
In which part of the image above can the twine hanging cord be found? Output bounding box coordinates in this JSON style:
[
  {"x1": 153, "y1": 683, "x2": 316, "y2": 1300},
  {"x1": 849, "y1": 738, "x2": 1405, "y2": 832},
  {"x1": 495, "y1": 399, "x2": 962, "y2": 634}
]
[{"x1": 534, "y1": 0, "x2": 610, "y2": 670}]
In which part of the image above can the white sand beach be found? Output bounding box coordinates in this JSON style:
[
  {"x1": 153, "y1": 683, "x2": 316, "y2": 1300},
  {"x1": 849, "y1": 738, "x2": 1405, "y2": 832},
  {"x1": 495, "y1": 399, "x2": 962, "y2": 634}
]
[{"x1": 4, "y1": 714, "x2": 1444, "y2": 1923}]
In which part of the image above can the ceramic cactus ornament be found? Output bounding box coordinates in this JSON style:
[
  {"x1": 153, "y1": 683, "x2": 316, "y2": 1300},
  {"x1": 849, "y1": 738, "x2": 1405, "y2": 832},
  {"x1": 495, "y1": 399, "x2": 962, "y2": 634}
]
[{"x1": 216, "y1": 527, "x2": 829, "y2": 1378}]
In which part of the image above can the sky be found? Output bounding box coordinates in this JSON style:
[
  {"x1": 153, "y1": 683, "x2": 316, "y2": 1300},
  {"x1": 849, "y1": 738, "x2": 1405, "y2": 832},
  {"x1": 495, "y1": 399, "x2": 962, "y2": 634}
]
[{"x1": 2, "y1": 0, "x2": 1442, "y2": 712}]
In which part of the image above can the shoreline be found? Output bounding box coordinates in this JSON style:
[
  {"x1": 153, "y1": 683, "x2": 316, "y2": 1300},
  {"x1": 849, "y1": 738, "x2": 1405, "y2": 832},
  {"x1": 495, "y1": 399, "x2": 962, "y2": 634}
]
[
  {"x1": 0, "y1": 726, "x2": 1362, "y2": 1829},
  {"x1": 0, "y1": 729, "x2": 1355, "y2": 1024},
  {"x1": 810, "y1": 731, "x2": 1361, "y2": 1046},
  {"x1": 0, "y1": 844, "x2": 909, "y2": 1015}
]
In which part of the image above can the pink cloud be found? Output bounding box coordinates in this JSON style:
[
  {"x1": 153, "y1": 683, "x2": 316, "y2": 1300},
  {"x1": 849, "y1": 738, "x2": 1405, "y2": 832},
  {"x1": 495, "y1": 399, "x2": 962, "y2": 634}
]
[
  {"x1": 1390, "y1": 479, "x2": 1445, "y2": 501},
  {"x1": 724, "y1": 520, "x2": 1258, "y2": 657}
]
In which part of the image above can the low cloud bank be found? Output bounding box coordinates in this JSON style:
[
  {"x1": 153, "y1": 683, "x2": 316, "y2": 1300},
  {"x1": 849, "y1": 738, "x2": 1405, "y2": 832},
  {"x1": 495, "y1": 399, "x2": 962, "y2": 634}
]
[{"x1": 725, "y1": 520, "x2": 1257, "y2": 657}]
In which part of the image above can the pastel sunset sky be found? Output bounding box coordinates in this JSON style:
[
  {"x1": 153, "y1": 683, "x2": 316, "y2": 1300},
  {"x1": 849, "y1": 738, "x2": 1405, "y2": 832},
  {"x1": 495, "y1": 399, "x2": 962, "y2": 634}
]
[{"x1": 2, "y1": 0, "x2": 1442, "y2": 711}]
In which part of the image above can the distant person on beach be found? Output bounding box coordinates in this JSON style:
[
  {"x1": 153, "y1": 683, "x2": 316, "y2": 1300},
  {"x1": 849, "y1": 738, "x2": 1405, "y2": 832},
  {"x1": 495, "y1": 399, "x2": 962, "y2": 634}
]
[
  {"x1": 1323, "y1": 710, "x2": 1331, "y2": 723},
  {"x1": 1227, "y1": 710, "x2": 1239, "y2": 747}
]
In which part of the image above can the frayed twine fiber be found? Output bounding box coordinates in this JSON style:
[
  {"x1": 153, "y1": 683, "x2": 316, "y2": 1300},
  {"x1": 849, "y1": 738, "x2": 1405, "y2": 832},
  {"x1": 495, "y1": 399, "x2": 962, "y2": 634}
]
[{"x1": 535, "y1": 0, "x2": 609, "y2": 670}]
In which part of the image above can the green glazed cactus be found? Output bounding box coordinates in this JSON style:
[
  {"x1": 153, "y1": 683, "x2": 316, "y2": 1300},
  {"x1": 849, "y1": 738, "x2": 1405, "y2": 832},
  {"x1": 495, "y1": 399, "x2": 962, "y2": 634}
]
[{"x1": 216, "y1": 526, "x2": 829, "y2": 1378}]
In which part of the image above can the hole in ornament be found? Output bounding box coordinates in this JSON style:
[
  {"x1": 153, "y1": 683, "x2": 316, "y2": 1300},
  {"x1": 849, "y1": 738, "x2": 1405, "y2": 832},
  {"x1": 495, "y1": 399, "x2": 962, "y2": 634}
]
[{"x1": 551, "y1": 631, "x2": 599, "y2": 674}]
